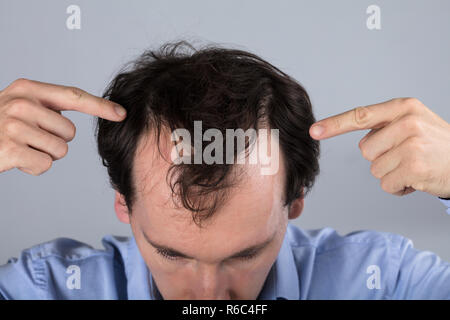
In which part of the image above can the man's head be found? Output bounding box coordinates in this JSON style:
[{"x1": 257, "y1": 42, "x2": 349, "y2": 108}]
[{"x1": 95, "y1": 40, "x2": 320, "y2": 299}]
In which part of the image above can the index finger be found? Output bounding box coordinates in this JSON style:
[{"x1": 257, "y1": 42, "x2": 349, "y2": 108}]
[
  {"x1": 9, "y1": 79, "x2": 127, "y2": 121},
  {"x1": 309, "y1": 99, "x2": 410, "y2": 140}
]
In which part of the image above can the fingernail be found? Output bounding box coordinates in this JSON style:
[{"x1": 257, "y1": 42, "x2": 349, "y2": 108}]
[
  {"x1": 114, "y1": 104, "x2": 126, "y2": 117},
  {"x1": 311, "y1": 125, "x2": 324, "y2": 137}
]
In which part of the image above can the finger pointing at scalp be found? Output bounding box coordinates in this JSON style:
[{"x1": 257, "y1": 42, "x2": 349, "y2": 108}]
[
  {"x1": 7, "y1": 79, "x2": 127, "y2": 121},
  {"x1": 309, "y1": 99, "x2": 414, "y2": 140}
]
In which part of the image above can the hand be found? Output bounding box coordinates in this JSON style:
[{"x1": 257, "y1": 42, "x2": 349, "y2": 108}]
[
  {"x1": 309, "y1": 98, "x2": 450, "y2": 198},
  {"x1": 0, "y1": 78, "x2": 127, "y2": 176}
]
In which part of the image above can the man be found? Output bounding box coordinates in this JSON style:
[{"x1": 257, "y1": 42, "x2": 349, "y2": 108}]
[{"x1": 0, "y1": 40, "x2": 449, "y2": 299}]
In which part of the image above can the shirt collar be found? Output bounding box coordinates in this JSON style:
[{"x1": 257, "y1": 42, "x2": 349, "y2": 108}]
[
  {"x1": 257, "y1": 224, "x2": 301, "y2": 300},
  {"x1": 126, "y1": 224, "x2": 300, "y2": 300}
]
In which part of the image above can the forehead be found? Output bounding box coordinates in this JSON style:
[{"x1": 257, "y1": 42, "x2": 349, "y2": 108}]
[{"x1": 131, "y1": 128, "x2": 286, "y2": 249}]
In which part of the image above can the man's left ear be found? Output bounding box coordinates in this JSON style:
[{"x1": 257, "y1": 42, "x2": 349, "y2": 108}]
[
  {"x1": 114, "y1": 191, "x2": 131, "y2": 224},
  {"x1": 288, "y1": 188, "x2": 305, "y2": 220}
]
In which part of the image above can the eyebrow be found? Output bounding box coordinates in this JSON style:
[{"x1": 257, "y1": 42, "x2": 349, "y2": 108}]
[{"x1": 141, "y1": 229, "x2": 277, "y2": 261}]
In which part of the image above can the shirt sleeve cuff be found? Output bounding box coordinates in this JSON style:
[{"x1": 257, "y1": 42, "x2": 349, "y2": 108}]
[{"x1": 438, "y1": 197, "x2": 450, "y2": 215}]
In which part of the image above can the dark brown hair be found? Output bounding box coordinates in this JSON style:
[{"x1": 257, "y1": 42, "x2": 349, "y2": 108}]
[{"x1": 95, "y1": 40, "x2": 320, "y2": 226}]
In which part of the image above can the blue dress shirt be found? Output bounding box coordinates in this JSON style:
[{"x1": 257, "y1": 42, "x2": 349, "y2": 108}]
[{"x1": 1, "y1": 198, "x2": 449, "y2": 300}]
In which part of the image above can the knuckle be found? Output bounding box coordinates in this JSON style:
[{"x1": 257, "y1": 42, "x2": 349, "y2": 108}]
[
  {"x1": 405, "y1": 97, "x2": 421, "y2": 105},
  {"x1": 412, "y1": 181, "x2": 425, "y2": 192},
  {"x1": 8, "y1": 78, "x2": 31, "y2": 93},
  {"x1": 66, "y1": 86, "x2": 85, "y2": 101},
  {"x1": 400, "y1": 115, "x2": 424, "y2": 135},
  {"x1": 407, "y1": 157, "x2": 428, "y2": 177},
  {"x1": 405, "y1": 136, "x2": 426, "y2": 154},
  {"x1": 3, "y1": 118, "x2": 22, "y2": 136},
  {"x1": 0, "y1": 138, "x2": 16, "y2": 158},
  {"x1": 354, "y1": 107, "x2": 370, "y2": 127},
  {"x1": 4, "y1": 97, "x2": 30, "y2": 117},
  {"x1": 402, "y1": 97, "x2": 423, "y2": 112}
]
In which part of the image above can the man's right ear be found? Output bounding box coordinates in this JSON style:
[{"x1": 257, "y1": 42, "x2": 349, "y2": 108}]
[{"x1": 114, "y1": 191, "x2": 131, "y2": 224}]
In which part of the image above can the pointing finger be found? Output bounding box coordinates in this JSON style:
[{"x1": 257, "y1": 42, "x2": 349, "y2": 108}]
[
  {"x1": 309, "y1": 99, "x2": 415, "y2": 140},
  {"x1": 6, "y1": 78, "x2": 127, "y2": 122}
]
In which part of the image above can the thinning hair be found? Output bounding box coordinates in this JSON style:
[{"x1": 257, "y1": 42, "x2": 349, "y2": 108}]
[{"x1": 95, "y1": 40, "x2": 320, "y2": 226}]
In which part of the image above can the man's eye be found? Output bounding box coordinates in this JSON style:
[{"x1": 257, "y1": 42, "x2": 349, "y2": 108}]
[
  {"x1": 156, "y1": 248, "x2": 180, "y2": 260},
  {"x1": 234, "y1": 251, "x2": 258, "y2": 261},
  {"x1": 156, "y1": 248, "x2": 259, "y2": 262}
]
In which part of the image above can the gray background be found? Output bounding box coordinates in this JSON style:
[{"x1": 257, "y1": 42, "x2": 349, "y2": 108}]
[{"x1": 1, "y1": 0, "x2": 449, "y2": 263}]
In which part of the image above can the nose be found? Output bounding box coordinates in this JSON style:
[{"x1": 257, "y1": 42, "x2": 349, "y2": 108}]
[{"x1": 193, "y1": 264, "x2": 230, "y2": 300}]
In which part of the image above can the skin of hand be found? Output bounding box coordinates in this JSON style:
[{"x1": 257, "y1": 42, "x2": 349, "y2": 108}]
[
  {"x1": 309, "y1": 97, "x2": 450, "y2": 199},
  {"x1": 0, "y1": 78, "x2": 127, "y2": 175}
]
